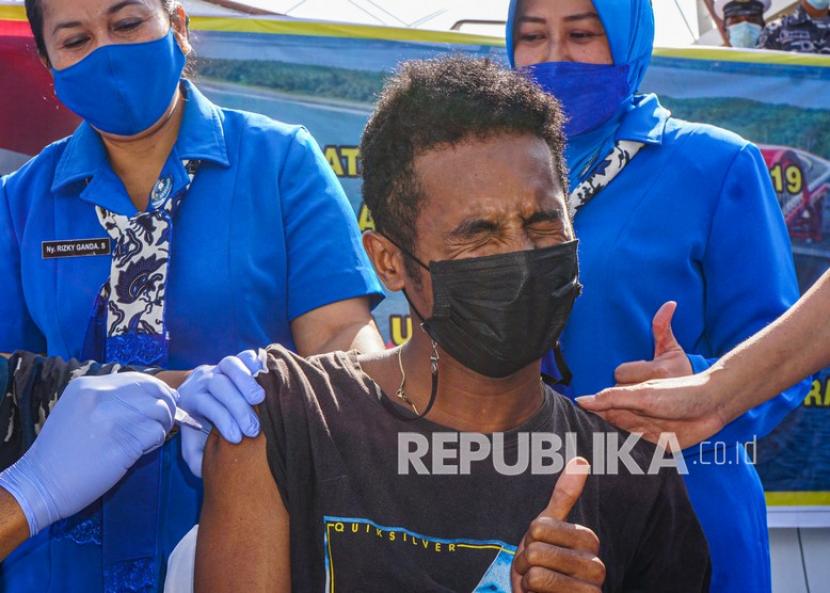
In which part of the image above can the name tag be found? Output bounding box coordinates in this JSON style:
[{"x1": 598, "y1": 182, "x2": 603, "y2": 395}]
[{"x1": 42, "y1": 238, "x2": 111, "y2": 259}]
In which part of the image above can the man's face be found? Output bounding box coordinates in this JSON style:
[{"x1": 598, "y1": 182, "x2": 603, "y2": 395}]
[{"x1": 403, "y1": 133, "x2": 573, "y2": 316}]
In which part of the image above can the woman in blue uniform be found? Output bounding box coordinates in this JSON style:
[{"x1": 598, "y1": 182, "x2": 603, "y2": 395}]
[
  {"x1": 506, "y1": 1, "x2": 809, "y2": 592},
  {"x1": 0, "y1": 0, "x2": 384, "y2": 591}
]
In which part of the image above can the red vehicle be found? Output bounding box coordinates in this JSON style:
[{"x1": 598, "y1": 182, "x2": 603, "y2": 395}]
[
  {"x1": 0, "y1": 18, "x2": 78, "y2": 174},
  {"x1": 761, "y1": 145, "x2": 830, "y2": 243}
]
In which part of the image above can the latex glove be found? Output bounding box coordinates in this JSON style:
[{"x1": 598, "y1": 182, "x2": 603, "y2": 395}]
[
  {"x1": 178, "y1": 351, "x2": 265, "y2": 478},
  {"x1": 0, "y1": 373, "x2": 177, "y2": 536}
]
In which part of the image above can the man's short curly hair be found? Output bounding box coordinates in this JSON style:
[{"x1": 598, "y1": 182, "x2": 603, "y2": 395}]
[{"x1": 360, "y1": 56, "x2": 568, "y2": 269}]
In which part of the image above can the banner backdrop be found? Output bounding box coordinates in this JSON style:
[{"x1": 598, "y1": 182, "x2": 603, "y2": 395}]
[
  {"x1": 641, "y1": 50, "x2": 830, "y2": 527},
  {"x1": 1, "y1": 7, "x2": 828, "y2": 526}
]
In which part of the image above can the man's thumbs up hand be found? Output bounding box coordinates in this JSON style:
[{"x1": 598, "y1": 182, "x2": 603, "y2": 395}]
[
  {"x1": 614, "y1": 301, "x2": 692, "y2": 385},
  {"x1": 511, "y1": 458, "x2": 605, "y2": 593}
]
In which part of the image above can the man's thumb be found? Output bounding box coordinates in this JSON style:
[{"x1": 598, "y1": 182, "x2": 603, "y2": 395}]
[
  {"x1": 542, "y1": 457, "x2": 590, "y2": 521},
  {"x1": 652, "y1": 301, "x2": 680, "y2": 358}
]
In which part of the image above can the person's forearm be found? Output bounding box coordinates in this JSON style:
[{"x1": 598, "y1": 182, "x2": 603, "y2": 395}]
[
  {"x1": 292, "y1": 298, "x2": 386, "y2": 356},
  {"x1": 711, "y1": 268, "x2": 830, "y2": 422},
  {"x1": 156, "y1": 370, "x2": 190, "y2": 389},
  {"x1": 0, "y1": 486, "x2": 30, "y2": 561},
  {"x1": 346, "y1": 319, "x2": 386, "y2": 354},
  {"x1": 299, "y1": 320, "x2": 385, "y2": 356}
]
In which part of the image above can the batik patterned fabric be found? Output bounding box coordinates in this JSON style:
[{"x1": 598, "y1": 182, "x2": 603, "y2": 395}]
[
  {"x1": 94, "y1": 160, "x2": 198, "y2": 367},
  {"x1": 759, "y1": 6, "x2": 830, "y2": 55},
  {"x1": 568, "y1": 140, "x2": 645, "y2": 220},
  {"x1": 82, "y1": 161, "x2": 198, "y2": 593},
  {"x1": 567, "y1": 139, "x2": 645, "y2": 217}
]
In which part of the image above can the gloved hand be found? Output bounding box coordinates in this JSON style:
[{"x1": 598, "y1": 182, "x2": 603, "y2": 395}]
[
  {"x1": 178, "y1": 350, "x2": 265, "y2": 478},
  {"x1": 0, "y1": 372, "x2": 177, "y2": 536}
]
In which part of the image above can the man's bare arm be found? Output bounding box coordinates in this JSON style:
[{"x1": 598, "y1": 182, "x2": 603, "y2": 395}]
[
  {"x1": 196, "y1": 432, "x2": 290, "y2": 593},
  {"x1": 0, "y1": 487, "x2": 30, "y2": 560}
]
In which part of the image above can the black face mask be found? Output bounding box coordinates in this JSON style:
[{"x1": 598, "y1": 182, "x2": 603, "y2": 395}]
[{"x1": 402, "y1": 240, "x2": 582, "y2": 379}]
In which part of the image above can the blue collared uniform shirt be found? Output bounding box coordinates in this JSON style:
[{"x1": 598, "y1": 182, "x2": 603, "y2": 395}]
[
  {"x1": 546, "y1": 94, "x2": 810, "y2": 593},
  {"x1": 0, "y1": 80, "x2": 383, "y2": 591}
]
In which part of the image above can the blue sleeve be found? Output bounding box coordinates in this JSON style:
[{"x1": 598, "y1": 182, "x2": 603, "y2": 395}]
[
  {"x1": 279, "y1": 127, "x2": 384, "y2": 321},
  {"x1": 0, "y1": 175, "x2": 46, "y2": 353},
  {"x1": 691, "y1": 144, "x2": 810, "y2": 445}
]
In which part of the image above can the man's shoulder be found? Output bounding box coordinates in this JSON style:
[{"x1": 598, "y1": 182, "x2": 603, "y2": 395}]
[
  {"x1": 549, "y1": 388, "x2": 682, "y2": 498},
  {"x1": 262, "y1": 343, "x2": 358, "y2": 380},
  {"x1": 550, "y1": 389, "x2": 660, "y2": 458},
  {"x1": 259, "y1": 344, "x2": 374, "y2": 413}
]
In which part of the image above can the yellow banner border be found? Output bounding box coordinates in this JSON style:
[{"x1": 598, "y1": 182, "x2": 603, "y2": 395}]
[
  {"x1": 3, "y1": 4, "x2": 830, "y2": 67},
  {"x1": 189, "y1": 16, "x2": 504, "y2": 46},
  {"x1": 653, "y1": 47, "x2": 830, "y2": 68},
  {"x1": 0, "y1": 5, "x2": 24, "y2": 20},
  {"x1": 766, "y1": 491, "x2": 830, "y2": 506},
  {"x1": 0, "y1": 7, "x2": 501, "y2": 46}
]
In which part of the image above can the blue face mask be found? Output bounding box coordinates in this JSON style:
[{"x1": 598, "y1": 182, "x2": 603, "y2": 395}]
[
  {"x1": 53, "y1": 29, "x2": 185, "y2": 136},
  {"x1": 728, "y1": 21, "x2": 763, "y2": 48},
  {"x1": 806, "y1": 0, "x2": 830, "y2": 9},
  {"x1": 523, "y1": 61, "x2": 631, "y2": 137}
]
